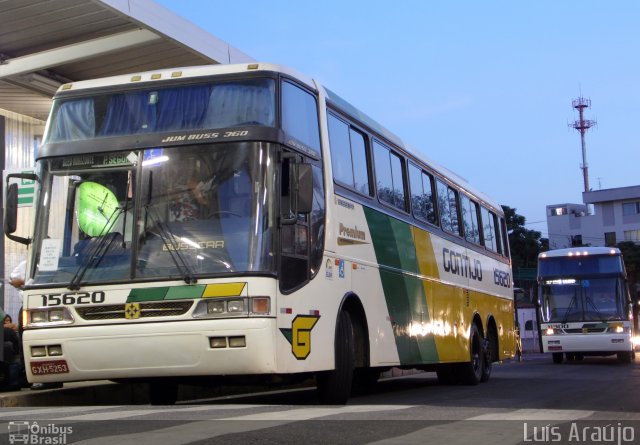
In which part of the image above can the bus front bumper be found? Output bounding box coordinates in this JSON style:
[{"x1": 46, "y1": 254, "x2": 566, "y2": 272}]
[
  {"x1": 23, "y1": 318, "x2": 278, "y2": 383},
  {"x1": 542, "y1": 333, "x2": 632, "y2": 354}
]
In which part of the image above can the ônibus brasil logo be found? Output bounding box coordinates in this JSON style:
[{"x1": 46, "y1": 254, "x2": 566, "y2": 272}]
[{"x1": 8, "y1": 421, "x2": 73, "y2": 444}]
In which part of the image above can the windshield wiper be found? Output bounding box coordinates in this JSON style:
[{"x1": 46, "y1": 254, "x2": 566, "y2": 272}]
[
  {"x1": 584, "y1": 296, "x2": 607, "y2": 322},
  {"x1": 144, "y1": 204, "x2": 197, "y2": 285},
  {"x1": 68, "y1": 206, "x2": 124, "y2": 290},
  {"x1": 561, "y1": 290, "x2": 579, "y2": 324}
]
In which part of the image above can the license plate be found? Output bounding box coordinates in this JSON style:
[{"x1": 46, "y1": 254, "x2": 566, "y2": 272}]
[{"x1": 31, "y1": 360, "x2": 69, "y2": 375}]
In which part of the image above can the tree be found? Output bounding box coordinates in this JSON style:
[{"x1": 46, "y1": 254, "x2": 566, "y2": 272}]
[
  {"x1": 617, "y1": 241, "x2": 640, "y2": 291},
  {"x1": 501, "y1": 205, "x2": 545, "y2": 270}
]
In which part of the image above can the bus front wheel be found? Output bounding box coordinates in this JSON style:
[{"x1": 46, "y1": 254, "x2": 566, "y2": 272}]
[
  {"x1": 552, "y1": 352, "x2": 563, "y2": 364},
  {"x1": 317, "y1": 310, "x2": 355, "y2": 404}
]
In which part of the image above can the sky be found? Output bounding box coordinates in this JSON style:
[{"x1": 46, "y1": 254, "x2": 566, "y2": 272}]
[{"x1": 158, "y1": 0, "x2": 640, "y2": 237}]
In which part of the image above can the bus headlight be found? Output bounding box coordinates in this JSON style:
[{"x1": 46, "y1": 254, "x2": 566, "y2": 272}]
[
  {"x1": 608, "y1": 325, "x2": 630, "y2": 334},
  {"x1": 27, "y1": 308, "x2": 74, "y2": 327},
  {"x1": 207, "y1": 301, "x2": 226, "y2": 315},
  {"x1": 194, "y1": 297, "x2": 271, "y2": 318},
  {"x1": 48, "y1": 309, "x2": 66, "y2": 322},
  {"x1": 545, "y1": 327, "x2": 555, "y2": 336},
  {"x1": 227, "y1": 299, "x2": 245, "y2": 313}
]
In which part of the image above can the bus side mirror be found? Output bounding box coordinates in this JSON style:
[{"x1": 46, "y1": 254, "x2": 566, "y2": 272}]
[
  {"x1": 292, "y1": 163, "x2": 313, "y2": 215},
  {"x1": 281, "y1": 157, "x2": 313, "y2": 225},
  {"x1": 4, "y1": 173, "x2": 37, "y2": 245},
  {"x1": 5, "y1": 183, "x2": 19, "y2": 234}
]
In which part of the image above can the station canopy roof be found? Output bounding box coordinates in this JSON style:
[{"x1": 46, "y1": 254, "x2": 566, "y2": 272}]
[{"x1": 0, "y1": 0, "x2": 254, "y2": 121}]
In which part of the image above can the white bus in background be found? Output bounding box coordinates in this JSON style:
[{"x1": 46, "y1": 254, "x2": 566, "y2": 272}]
[{"x1": 538, "y1": 247, "x2": 635, "y2": 364}]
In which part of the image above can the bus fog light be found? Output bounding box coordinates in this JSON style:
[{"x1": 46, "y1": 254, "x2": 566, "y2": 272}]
[
  {"x1": 228, "y1": 336, "x2": 246, "y2": 348},
  {"x1": 227, "y1": 299, "x2": 245, "y2": 313},
  {"x1": 251, "y1": 297, "x2": 270, "y2": 314},
  {"x1": 47, "y1": 345, "x2": 63, "y2": 356},
  {"x1": 207, "y1": 301, "x2": 226, "y2": 314},
  {"x1": 31, "y1": 346, "x2": 47, "y2": 357},
  {"x1": 209, "y1": 337, "x2": 227, "y2": 348}
]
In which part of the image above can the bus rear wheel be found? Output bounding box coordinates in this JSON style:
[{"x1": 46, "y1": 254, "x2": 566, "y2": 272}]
[
  {"x1": 317, "y1": 310, "x2": 355, "y2": 404},
  {"x1": 456, "y1": 323, "x2": 484, "y2": 385}
]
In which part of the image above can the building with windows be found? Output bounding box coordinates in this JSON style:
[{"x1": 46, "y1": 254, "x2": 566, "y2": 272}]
[{"x1": 546, "y1": 185, "x2": 640, "y2": 249}]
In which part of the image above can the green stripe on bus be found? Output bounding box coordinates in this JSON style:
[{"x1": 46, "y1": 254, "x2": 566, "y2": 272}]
[
  {"x1": 17, "y1": 197, "x2": 33, "y2": 204},
  {"x1": 165, "y1": 285, "x2": 206, "y2": 300},
  {"x1": 127, "y1": 287, "x2": 170, "y2": 302},
  {"x1": 364, "y1": 208, "x2": 439, "y2": 364},
  {"x1": 17, "y1": 187, "x2": 35, "y2": 195}
]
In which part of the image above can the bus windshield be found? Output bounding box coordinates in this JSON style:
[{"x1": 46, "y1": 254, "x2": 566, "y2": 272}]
[
  {"x1": 30, "y1": 142, "x2": 277, "y2": 285},
  {"x1": 44, "y1": 78, "x2": 276, "y2": 143},
  {"x1": 540, "y1": 277, "x2": 626, "y2": 323}
]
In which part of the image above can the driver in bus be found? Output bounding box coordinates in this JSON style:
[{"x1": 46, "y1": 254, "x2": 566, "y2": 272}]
[{"x1": 169, "y1": 171, "x2": 213, "y2": 222}]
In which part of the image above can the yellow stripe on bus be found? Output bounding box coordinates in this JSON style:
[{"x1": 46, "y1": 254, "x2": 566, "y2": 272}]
[{"x1": 203, "y1": 283, "x2": 247, "y2": 298}]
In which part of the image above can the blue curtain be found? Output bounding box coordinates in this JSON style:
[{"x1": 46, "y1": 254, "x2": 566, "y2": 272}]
[
  {"x1": 156, "y1": 85, "x2": 212, "y2": 131},
  {"x1": 98, "y1": 92, "x2": 157, "y2": 136},
  {"x1": 49, "y1": 99, "x2": 95, "y2": 142},
  {"x1": 202, "y1": 83, "x2": 275, "y2": 128}
]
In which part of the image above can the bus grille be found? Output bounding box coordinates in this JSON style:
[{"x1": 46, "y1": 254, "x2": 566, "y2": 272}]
[
  {"x1": 564, "y1": 328, "x2": 608, "y2": 334},
  {"x1": 76, "y1": 301, "x2": 193, "y2": 320}
]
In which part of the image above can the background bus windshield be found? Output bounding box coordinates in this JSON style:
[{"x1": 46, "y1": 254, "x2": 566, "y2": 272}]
[{"x1": 540, "y1": 278, "x2": 626, "y2": 323}]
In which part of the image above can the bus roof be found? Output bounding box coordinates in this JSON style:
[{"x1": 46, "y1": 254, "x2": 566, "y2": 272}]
[
  {"x1": 539, "y1": 247, "x2": 621, "y2": 259},
  {"x1": 52, "y1": 62, "x2": 504, "y2": 214},
  {"x1": 55, "y1": 62, "x2": 316, "y2": 93}
]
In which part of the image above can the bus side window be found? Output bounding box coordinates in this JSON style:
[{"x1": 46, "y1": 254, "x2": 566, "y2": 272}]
[
  {"x1": 373, "y1": 141, "x2": 406, "y2": 211},
  {"x1": 327, "y1": 113, "x2": 370, "y2": 196},
  {"x1": 500, "y1": 217, "x2": 510, "y2": 258},
  {"x1": 281, "y1": 81, "x2": 321, "y2": 157},
  {"x1": 461, "y1": 194, "x2": 481, "y2": 244},
  {"x1": 481, "y1": 206, "x2": 497, "y2": 252},
  {"x1": 408, "y1": 163, "x2": 437, "y2": 225},
  {"x1": 436, "y1": 179, "x2": 460, "y2": 235}
]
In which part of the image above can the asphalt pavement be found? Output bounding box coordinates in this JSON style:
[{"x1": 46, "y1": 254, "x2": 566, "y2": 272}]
[{"x1": 0, "y1": 353, "x2": 547, "y2": 407}]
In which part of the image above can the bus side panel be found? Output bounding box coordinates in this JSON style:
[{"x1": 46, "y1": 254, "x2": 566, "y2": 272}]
[
  {"x1": 364, "y1": 208, "x2": 440, "y2": 366},
  {"x1": 426, "y1": 233, "x2": 471, "y2": 363},
  {"x1": 331, "y1": 198, "x2": 402, "y2": 367}
]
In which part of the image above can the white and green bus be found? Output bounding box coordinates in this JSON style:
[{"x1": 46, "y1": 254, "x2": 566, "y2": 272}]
[
  {"x1": 538, "y1": 247, "x2": 635, "y2": 364},
  {"x1": 5, "y1": 63, "x2": 516, "y2": 404}
]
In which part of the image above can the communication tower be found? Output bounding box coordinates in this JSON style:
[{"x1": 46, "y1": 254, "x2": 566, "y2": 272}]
[{"x1": 570, "y1": 97, "x2": 596, "y2": 193}]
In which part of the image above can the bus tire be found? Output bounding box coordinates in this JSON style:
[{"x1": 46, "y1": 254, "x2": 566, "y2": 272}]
[
  {"x1": 456, "y1": 323, "x2": 484, "y2": 385},
  {"x1": 317, "y1": 310, "x2": 355, "y2": 404},
  {"x1": 552, "y1": 352, "x2": 563, "y2": 364},
  {"x1": 149, "y1": 380, "x2": 178, "y2": 405},
  {"x1": 481, "y1": 328, "x2": 497, "y2": 382}
]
